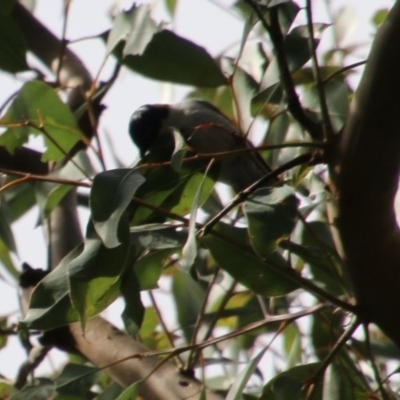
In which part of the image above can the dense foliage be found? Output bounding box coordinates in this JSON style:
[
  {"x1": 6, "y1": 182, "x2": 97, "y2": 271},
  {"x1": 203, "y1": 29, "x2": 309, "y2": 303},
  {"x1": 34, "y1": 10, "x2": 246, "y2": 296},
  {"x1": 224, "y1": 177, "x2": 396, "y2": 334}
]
[{"x1": 0, "y1": 0, "x2": 397, "y2": 399}]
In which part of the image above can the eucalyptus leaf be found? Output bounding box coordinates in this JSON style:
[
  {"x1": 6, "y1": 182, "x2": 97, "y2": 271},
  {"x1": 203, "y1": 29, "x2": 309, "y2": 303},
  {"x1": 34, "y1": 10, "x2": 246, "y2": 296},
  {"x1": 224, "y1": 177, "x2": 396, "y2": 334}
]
[
  {"x1": 0, "y1": 14, "x2": 27, "y2": 73},
  {"x1": 0, "y1": 81, "x2": 83, "y2": 161},
  {"x1": 121, "y1": 30, "x2": 227, "y2": 87},
  {"x1": 91, "y1": 169, "x2": 145, "y2": 248},
  {"x1": 203, "y1": 223, "x2": 298, "y2": 296},
  {"x1": 244, "y1": 186, "x2": 298, "y2": 258}
]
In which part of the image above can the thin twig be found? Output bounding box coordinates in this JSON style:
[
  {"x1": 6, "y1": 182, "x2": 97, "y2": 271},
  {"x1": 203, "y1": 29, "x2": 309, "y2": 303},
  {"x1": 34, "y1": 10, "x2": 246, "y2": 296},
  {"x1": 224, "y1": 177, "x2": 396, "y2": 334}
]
[
  {"x1": 186, "y1": 270, "x2": 222, "y2": 369},
  {"x1": 306, "y1": 316, "x2": 361, "y2": 397},
  {"x1": 0, "y1": 168, "x2": 90, "y2": 195},
  {"x1": 323, "y1": 60, "x2": 367, "y2": 84},
  {"x1": 363, "y1": 323, "x2": 390, "y2": 400},
  {"x1": 198, "y1": 152, "x2": 321, "y2": 237},
  {"x1": 148, "y1": 291, "x2": 183, "y2": 367},
  {"x1": 55, "y1": 0, "x2": 71, "y2": 85},
  {"x1": 305, "y1": 0, "x2": 334, "y2": 141},
  {"x1": 27, "y1": 120, "x2": 92, "y2": 180},
  {"x1": 244, "y1": 0, "x2": 323, "y2": 140}
]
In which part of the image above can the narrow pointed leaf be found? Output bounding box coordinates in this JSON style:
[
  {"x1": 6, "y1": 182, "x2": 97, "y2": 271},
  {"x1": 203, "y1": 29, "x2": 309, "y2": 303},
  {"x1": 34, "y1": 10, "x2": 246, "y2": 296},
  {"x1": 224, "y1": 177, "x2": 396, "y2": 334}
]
[
  {"x1": 203, "y1": 223, "x2": 298, "y2": 296},
  {"x1": 91, "y1": 169, "x2": 145, "y2": 248},
  {"x1": 0, "y1": 81, "x2": 83, "y2": 161},
  {"x1": 0, "y1": 14, "x2": 27, "y2": 73},
  {"x1": 226, "y1": 348, "x2": 268, "y2": 400},
  {"x1": 121, "y1": 30, "x2": 227, "y2": 87},
  {"x1": 244, "y1": 186, "x2": 298, "y2": 259}
]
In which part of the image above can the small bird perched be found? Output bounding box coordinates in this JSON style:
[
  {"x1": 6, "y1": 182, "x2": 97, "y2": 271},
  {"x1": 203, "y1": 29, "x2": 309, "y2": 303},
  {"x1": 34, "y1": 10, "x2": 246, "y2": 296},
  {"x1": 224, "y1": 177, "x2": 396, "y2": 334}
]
[{"x1": 129, "y1": 99, "x2": 272, "y2": 192}]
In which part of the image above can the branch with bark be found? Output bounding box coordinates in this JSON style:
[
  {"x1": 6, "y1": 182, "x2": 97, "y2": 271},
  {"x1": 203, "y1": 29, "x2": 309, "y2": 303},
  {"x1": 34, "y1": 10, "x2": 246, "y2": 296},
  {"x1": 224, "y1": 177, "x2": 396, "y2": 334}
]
[{"x1": 337, "y1": 0, "x2": 400, "y2": 346}]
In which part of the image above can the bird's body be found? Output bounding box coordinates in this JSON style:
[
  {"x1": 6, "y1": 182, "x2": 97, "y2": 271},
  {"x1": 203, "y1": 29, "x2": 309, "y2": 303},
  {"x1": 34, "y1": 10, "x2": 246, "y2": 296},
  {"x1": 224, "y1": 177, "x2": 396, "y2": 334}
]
[{"x1": 129, "y1": 99, "x2": 272, "y2": 192}]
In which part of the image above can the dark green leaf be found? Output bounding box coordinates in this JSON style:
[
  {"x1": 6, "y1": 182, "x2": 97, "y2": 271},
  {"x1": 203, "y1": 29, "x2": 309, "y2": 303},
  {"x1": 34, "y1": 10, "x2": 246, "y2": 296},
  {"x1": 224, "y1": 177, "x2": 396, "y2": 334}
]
[
  {"x1": 36, "y1": 182, "x2": 74, "y2": 220},
  {"x1": 115, "y1": 381, "x2": 143, "y2": 400},
  {"x1": 0, "y1": 14, "x2": 27, "y2": 73},
  {"x1": 23, "y1": 245, "x2": 83, "y2": 330},
  {"x1": 203, "y1": 223, "x2": 298, "y2": 296},
  {"x1": 23, "y1": 221, "x2": 131, "y2": 330},
  {"x1": 302, "y1": 78, "x2": 350, "y2": 131},
  {"x1": 261, "y1": 363, "x2": 322, "y2": 400},
  {"x1": 4, "y1": 181, "x2": 36, "y2": 222},
  {"x1": 322, "y1": 359, "x2": 370, "y2": 400},
  {"x1": 134, "y1": 248, "x2": 176, "y2": 290},
  {"x1": 132, "y1": 162, "x2": 215, "y2": 224},
  {"x1": 259, "y1": 24, "x2": 329, "y2": 91},
  {"x1": 11, "y1": 378, "x2": 55, "y2": 400},
  {"x1": 244, "y1": 186, "x2": 298, "y2": 258},
  {"x1": 121, "y1": 267, "x2": 144, "y2": 338},
  {"x1": 0, "y1": 81, "x2": 83, "y2": 161},
  {"x1": 172, "y1": 268, "x2": 206, "y2": 342},
  {"x1": 55, "y1": 364, "x2": 97, "y2": 396},
  {"x1": 68, "y1": 221, "x2": 131, "y2": 330},
  {"x1": 226, "y1": 348, "x2": 268, "y2": 400},
  {"x1": 280, "y1": 240, "x2": 345, "y2": 295},
  {"x1": 121, "y1": 30, "x2": 227, "y2": 87},
  {"x1": 91, "y1": 169, "x2": 145, "y2": 248}
]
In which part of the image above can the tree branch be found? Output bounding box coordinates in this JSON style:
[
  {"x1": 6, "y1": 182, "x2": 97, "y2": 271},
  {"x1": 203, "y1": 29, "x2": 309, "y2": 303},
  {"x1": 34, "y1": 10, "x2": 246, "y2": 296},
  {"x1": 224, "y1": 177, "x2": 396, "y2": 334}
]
[{"x1": 337, "y1": 0, "x2": 400, "y2": 346}]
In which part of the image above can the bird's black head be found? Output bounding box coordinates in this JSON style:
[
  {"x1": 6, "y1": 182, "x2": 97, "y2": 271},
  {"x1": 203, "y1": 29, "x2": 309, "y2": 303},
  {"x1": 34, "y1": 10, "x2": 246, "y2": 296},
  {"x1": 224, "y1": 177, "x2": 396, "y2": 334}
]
[{"x1": 129, "y1": 104, "x2": 169, "y2": 158}]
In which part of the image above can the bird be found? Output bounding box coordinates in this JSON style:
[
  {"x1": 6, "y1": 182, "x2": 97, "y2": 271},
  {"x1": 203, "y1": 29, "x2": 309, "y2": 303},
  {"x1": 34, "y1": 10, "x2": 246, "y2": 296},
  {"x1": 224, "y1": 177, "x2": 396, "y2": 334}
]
[{"x1": 129, "y1": 99, "x2": 272, "y2": 192}]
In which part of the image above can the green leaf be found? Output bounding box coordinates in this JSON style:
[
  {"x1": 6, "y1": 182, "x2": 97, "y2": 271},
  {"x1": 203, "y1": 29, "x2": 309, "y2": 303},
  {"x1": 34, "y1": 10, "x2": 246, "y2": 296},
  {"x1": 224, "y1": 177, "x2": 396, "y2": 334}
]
[
  {"x1": 261, "y1": 363, "x2": 322, "y2": 400},
  {"x1": 0, "y1": 81, "x2": 83, "y2": 161},
  {"x1": 134, "y1": 248, "x2": 177, "y2": 290},
  {"x1": 91, "y1": 169, "x2": 145, "y2": 248},
  {"x1": 172, "y1": 268, "x2": 206, "y2": 342},
  {"x1": 322, "y1": 359, "x2": 370, "y2": 400},
  {"x1": 181, "y1": 163, "x2": 213, "y2": 270},
  {"x1": 0, "y1": 238, "x2": 18, "y2": 279},
  {"x1": 23, "y1": 221, "x2": 131, "y2": 330},
  {"x1": 164, "y1": 0, "x2": 178, "y2": 17},
  {"x1": 0, "y1": 14, "x2": 27, "y2": 73},
  {"x1": 121, "y1": 30, "x2": 227, "y2": 87},
  {"x1": 23, "y1": 245, "x2": 83, "y2": 330},
  {"x1": 372, "y1": 8, "x2": 389, "y2": 27},
  {"x1": 203, "y1": 223, "x2": 298, "y2": 296},
  {"x1": 4, "y1": 181, "x2": 36, "y2": 222},
  {"x1": 280, "y1": 240, "x2": 345, "y2": 296},
  {"x1": 226, "y1": 348, "x2": 268, "y2": 400},
  {"x1": 55, "y1": 364, "x2": 97, "y2": 396},
  {"x1": 11, "y1": 378, "x2": 55, "y2": 400},
  {"x1": 115, "y1": 380, "x2": 143, "y2": 400},
  {"x1": 283, "y1": 323, "x2": 302, "y2": 368},
  {"x1": 36, "y1": 182, "x2": 74, "y2": 221},
  {"x1": 259, "y1": 23, "x2": 329, "y2": 91},
  {"x1": 302, "y1": 78, "x2": 350, "y2": 131},
  {"x1": 107, "y1": 4, "x2": 163, "y2": 55},
  {"x1": 132, "y1": 162, "x2": 215, "y2": 224},
  {"x1": 68, "y1": 221, "x2": 131, "y2": 330},
  {"x1": 244, "y1": 187, "x2": 298, "y2": 258},
  {"x1": 121, "y1": 267, "x2": 144, "y2": 338}
]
